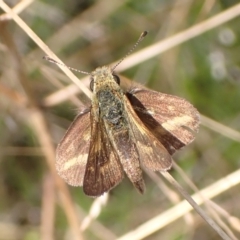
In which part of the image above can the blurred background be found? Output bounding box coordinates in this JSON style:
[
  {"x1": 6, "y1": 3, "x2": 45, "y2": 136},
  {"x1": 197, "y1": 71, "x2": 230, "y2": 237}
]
[{"x1": 0, "y1": 0, "x2": 240, "y2": 239}]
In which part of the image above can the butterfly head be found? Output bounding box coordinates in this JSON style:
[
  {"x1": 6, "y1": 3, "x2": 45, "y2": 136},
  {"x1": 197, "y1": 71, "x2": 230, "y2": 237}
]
[{"x1": 90, "y1": 66, "x2": 121, "y2": 93}]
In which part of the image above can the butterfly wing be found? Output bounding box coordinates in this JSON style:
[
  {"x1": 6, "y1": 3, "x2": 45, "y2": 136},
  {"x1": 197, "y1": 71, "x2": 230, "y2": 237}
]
[
  {"x1": 123, "y1": 95, "x2": 172, "y2": 172},
  {"x1": 83, "y1": 110, "x2": 124, "y2": 197},
  {"x1": 105, "y1": 120, "x2": 145, "y2": 194},
  {"x1": 127, "y1": 89, "x2": 200, "y2": 155},
  {"x1": 56, "y1": 109, "x2": 91, "y2": 186}
]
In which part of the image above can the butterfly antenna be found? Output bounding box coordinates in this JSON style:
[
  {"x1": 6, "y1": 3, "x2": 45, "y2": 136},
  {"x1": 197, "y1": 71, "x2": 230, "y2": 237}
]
[
  {"x1": 112, "y1": 31, "x2": 148, "y2": 72},
  {"x1": 43, "y1": 56, "x2": 90, "y2": 75}
]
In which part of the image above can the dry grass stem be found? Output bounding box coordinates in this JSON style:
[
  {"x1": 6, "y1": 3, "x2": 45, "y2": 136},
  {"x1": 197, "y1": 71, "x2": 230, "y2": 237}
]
[
  {"x1": 0, "y1": 0, "x2": 92, "y2": 98},
  {"x1": 0, "y1": 6, "x2": 83, "y2": 239},
  {"x1": 80, "y1": 194, "x2": 109, "y2": 231},
  {"x1": 173, "y1": 162, "x2": 238, "y2": 239},
  {"x1": 0, "y1": 0, "x2": 34, "y2": 21},
  {"x1": 40, "y1": 174, "x2": 55, "y2": 240},
  {"x1": 201, "y1": 115, "x2": 240, "y2": 142},
  {"x1": 117, "y1": 168, "x2": 240, "y2": 240},
  {"x1": 116, "y1": 3, "x2": 240, "y2": 71},
  {"x1": 38, "y1": 2, "x2": 240, "y2": 107}
]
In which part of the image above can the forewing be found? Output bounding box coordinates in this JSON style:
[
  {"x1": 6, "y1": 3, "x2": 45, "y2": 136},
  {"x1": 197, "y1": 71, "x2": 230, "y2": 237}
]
[
  {"x1": 127, "y1": 89, "x2": 200, "y2": 154},
  {"x1": 56, "y1": 109, "x2": 91, "y2": 186},
  {"x1": 83, "y1": 112, "x2": 124, "y2": 197},
  {"x1": 107, "y1": 127, "x2": 145, "y2": 194},
  {"x1": 123, "y1": 95, "x2": 172, "y2": 171}
]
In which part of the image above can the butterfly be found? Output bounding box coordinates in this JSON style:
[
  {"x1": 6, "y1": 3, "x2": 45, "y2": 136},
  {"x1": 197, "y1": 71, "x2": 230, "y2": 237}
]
[
  {"x1": 53, "y1": 31, "x2": 199, "y2": 197},
  {"x1": 56, "y1": 66, "x2": 199, "y2": 197}
]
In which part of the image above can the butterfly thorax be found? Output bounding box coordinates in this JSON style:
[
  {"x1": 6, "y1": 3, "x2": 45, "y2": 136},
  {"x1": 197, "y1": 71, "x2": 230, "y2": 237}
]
[{"x1": 97, "y1": 89, "x2": 125, "y2": 126}]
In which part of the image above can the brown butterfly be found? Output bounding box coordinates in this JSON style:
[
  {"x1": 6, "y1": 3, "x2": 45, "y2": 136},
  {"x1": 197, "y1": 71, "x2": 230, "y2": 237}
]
[{"x1": 54, "y1": 32, "x2": 200, "y2": 197}]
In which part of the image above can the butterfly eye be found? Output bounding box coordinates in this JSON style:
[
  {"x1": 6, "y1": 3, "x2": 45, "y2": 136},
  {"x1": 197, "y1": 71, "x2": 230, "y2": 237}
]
[
  {"x1": 90, "y1": 77, "x2": 94, "y2": 91},
  {"x1": 113, "y1": 74, "x2": 120, "y2": 85}
]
